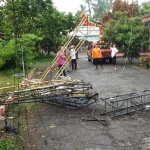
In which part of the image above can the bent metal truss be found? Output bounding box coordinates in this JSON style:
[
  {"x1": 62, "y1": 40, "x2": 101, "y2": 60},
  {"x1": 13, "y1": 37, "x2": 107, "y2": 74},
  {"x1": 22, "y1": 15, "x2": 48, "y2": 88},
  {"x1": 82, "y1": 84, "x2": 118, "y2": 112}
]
[
  {"x1": 100, "y1": 90, "x2": 150, "y2": 117},
  {"x1": 0, "y1": 80, "x2": 98, "y2": 109},
  {"x1": 0, "y1": 12, "x2": 100, "y2": 110}
]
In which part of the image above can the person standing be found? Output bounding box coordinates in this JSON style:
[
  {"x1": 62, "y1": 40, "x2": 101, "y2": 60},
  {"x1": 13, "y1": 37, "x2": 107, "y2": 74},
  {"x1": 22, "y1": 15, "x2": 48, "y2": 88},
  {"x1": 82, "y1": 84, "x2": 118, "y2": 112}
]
[
  {"x1": 65, "y1": 47, "x2": 72, "y2": 72},
  {"x1": 92, "y1": 44, "x2": 103, "y2": 70},
  {"x1": 110, "y1": 43, "x2": 118, "y2": 71},
  {"x1": 70, "y1": 45, "x2": 77, "y2": 70},
  {"x1": 57, "y1": 48, "x2": 67, "y2": 76},
  {"x1": 87, "y1": 41, "x2": 93, "y2": 51}
]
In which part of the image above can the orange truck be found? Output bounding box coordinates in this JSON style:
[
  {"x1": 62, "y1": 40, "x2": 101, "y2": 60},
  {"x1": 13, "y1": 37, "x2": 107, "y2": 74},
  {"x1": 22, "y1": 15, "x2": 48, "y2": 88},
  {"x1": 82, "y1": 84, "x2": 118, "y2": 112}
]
[{"x1": 87, "y1": 43, "x2": 112, "y2": 63}]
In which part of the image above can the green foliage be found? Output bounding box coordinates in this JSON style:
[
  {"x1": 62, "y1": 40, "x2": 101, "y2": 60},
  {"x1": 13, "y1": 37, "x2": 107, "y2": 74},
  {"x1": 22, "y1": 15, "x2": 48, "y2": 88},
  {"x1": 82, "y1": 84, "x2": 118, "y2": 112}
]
[
  {"x1": 16, "y1": 33, "x2": 42, "y2": 71},
  {"x1": 102, "y1": 11, "x2": 149, "y2": 62},
  {"x1": 0, "y1": 0, "x2": 78, "y2": 57},
  {"x1": 31, "y1": 56, "x2": 55, "y2": 63},
  {"x1": 29, "y1": 56, "x2": 55, "y2": 72},
  {"x1": 0, "y1": 34, "x2": 42, "y2": 70},
  {"x1": 41, "y1": 10, "x2": 77, "y2": 53},
  {"x1": 139, "y1": 1, "x2": 150, "y2": 15},
  {"x1": 0, "y1": 40, "x2": 15, "y2": 69},
  {"x1": 0, "y1": 137, "x2": 23, "y2": 150},
  {"x1": 20, "y1": 33, "x2": 42, "y2": 61}
]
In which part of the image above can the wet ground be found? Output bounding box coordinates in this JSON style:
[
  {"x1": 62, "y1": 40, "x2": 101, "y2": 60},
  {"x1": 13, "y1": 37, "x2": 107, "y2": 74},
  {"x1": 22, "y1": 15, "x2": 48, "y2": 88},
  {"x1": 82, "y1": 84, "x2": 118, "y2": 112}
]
[{"x1": 25, "y1": 53, "x2": 150, "y2": 150}]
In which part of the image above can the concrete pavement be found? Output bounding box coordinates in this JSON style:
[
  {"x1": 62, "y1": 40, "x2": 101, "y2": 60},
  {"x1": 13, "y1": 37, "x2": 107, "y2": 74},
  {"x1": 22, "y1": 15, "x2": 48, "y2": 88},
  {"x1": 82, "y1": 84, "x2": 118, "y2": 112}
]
[{"x1": 25, "y1": 52, "x2": 150, "y2": 150}]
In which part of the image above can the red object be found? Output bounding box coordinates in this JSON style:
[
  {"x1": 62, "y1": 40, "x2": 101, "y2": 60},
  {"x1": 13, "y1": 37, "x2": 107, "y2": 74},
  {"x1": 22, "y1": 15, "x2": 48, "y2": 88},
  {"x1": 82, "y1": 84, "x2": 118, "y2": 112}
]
[
  {"x1": 99, "y1": 40, "x2": 105, "y2": 44},
  {"x1": 0, "y1": 106, "x2": 4, "y2": 116},
  {"x1": 80, "y1": 13, "x2": 94, "y2": 26},
  {"x1": 0, "y1": 94, "x2": 14, "y2": 116},
  {"x1": 142, "y1": 14, "x2": 150, "y2": 23},
  {"x1": 80, "y1": 13, "x2": 103, "y2": 35}
]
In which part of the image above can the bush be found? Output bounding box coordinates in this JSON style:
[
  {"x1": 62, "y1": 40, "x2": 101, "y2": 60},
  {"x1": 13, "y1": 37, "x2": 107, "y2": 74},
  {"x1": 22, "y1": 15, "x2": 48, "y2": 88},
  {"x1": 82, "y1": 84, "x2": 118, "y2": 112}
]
[
  {"x1": 0, "y1": 40, "x2": 15, "y2": 69},
  {"x1": 0, "y1": 34, "x2": 42, "y2": 71}
]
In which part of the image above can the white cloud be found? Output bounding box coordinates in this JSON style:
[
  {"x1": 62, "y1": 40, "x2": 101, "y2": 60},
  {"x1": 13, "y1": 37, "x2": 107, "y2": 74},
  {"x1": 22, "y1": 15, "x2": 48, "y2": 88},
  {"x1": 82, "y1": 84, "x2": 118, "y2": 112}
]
[
  {"x1": 53, "y1": 0, "x2": 84, "y2": 14},
  {"x1": 53, "y1": 0, "x2": 149, "y2": 14}
]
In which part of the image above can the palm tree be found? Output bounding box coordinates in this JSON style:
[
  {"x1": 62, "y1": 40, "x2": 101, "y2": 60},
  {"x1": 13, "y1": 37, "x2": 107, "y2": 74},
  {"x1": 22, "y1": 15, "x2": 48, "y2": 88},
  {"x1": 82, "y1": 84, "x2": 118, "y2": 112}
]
[
  {"x1": 85, "y1": 0, "x2": 92, "y2": 17},
  {"x1": 92, "y1": 0, "x2": 113, "y2": 21},
  {"x1": 92, "y1": 0, "x2": 105, "y2": 21},
  {"x1": 79, "y1": 4, "x2": 87, "y2": 12}
]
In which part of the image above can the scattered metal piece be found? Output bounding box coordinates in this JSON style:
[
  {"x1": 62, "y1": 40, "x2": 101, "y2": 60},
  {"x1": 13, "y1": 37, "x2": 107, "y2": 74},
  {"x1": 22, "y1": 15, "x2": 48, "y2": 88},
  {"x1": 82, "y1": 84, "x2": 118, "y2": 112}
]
[
  {"x1": 101, "y1": 90, "x2": 150, "y2": 117},
  {"x1": 5, "y1": 119, "x2": 19, "y2": 135},
  {"x1": 0, "y1": 81, "x2": 98, "y2": 110},
  {"x1": 85, "y1": 102, "x2": 108, "y2": 126}
]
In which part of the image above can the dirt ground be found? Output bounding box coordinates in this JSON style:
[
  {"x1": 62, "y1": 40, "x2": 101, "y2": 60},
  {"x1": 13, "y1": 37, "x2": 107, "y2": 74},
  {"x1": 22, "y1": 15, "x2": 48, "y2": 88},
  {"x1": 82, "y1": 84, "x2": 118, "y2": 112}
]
[{"x1": 25, "y1": 53, "x2": 150, "y2": 150}]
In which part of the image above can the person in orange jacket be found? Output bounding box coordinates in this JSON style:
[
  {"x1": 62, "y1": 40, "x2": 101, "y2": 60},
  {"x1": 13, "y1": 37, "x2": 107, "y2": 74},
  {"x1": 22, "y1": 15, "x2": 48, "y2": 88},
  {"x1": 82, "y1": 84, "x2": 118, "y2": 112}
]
[{"x1": 92, "y1": 44, "x2": 103, "y2": 70}]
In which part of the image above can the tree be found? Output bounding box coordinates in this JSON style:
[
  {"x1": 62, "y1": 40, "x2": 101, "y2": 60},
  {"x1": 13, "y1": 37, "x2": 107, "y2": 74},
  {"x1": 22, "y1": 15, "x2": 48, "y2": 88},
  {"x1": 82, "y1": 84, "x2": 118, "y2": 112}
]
[
  {"x1": 139, "y1": 1, "x2": 150, "y2": 15},
  {"x1": 92, "y1": 0, "x2": 105, "y2": 21},
  {"x1": 79, "y1": 4, "x2": 87, "y2": 12},
  {"x1": 41, "y1": 10, "x2": 77, "y2": 54},
  {"x1": 112, "y1": 0, "x2": 139, "y2": 17},
  {"x1": 128, "y1": 1, "x2": 138, "y2": 17},
  {"x1": 102, "y1": 11, "x2": 149, "y2": 62},
  {"x1": 0, "y1": 0, "x2": 79, "y2": 70},
  {"x1": 0, "y1": 40, "x2": 15, "y2": 69},
  {"x1": 112, "y1": 0, "x2": 122, "y2": 14},
  {"x1": 84, "y1": 0, "x2": 92, "y2": 18},
  {"x1": 0, "y1": 0, "x2": 78, "y2": 54},
  {"x1": 91, "y1": 0, "x2": 113, "y2": 21},
  {"x1": 0, "y1": 34, "x2": 41, "y2": 70},
  {"x1": 101, "y1": 12, "x2": 113, "y2": 24},
  {"x1": 120, "y1": 1, "x2": 128, "y2": 12}
]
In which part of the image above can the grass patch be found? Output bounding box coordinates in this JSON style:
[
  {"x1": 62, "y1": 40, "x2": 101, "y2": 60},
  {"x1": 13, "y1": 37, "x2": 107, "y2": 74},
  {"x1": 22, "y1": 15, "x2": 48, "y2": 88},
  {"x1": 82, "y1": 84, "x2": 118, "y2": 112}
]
[
  {"x1": 32, "y1": 56, "x2": 54, "y2": 63},
  {"x1": 0, "y1": 56, "x2": 55, "y2": 88},
  {"x1": 29, "y1": 56, "x2": 55, "y2": 72},
  {"x1": 0, "y1": 69, "x2": 16, "y2": 87},
  {"x1": 0, "y1": 136, "x2": 24, "y2": 150}
]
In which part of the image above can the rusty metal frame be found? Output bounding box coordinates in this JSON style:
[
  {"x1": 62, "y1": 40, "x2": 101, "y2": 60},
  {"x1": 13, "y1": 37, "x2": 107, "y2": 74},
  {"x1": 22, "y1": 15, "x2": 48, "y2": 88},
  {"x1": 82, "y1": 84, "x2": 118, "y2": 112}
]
[
  {"x1": 0, "y1": 82, "x2": 98, "y2": 110},
  {"x1": 100, "y1": 90, "x2": 150, "y2": 117}
]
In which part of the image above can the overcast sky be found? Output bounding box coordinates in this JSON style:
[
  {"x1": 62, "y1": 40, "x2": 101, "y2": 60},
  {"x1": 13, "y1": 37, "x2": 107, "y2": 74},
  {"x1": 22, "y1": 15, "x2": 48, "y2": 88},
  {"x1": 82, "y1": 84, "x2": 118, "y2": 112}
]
[
  {"x1": 0, "y1": 0, "x2": 149, "y2": 13},
  {"x1": 53, "y1": 0, "x2": 149, "y2": 14},
  {"x1": 53, "y1": 0, "x2": 84, "y2": 14}
]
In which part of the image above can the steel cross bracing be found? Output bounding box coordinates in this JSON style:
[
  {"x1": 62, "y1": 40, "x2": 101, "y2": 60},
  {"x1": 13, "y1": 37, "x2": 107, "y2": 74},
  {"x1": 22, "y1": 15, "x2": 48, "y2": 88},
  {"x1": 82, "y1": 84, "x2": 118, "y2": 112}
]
[
  {"x1": 40, "y1": 17, "x2": 86, "y2": 81},
  {"x1": 100, "y1": 90, "x2": 150, "y2": 117},
  {"x1": 40, "y1": 13, "x2": 98, "y2": 81},
  {"x1": 40, "y1": 15, "x2": 88, "y2": 81},
  {"x1": 0, "y1": 80, "x2": 98, "y2": 109},
  {"x1": 52, "y1": 26, "x2": 96, "y2": 81}
]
